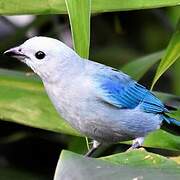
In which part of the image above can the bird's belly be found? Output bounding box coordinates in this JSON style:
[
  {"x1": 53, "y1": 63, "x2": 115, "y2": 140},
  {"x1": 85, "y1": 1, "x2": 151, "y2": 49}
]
[
  {"x1": 44, "y1": 83, "x2": 161, "y2": 144},
  {"x1": 77, "y1": 106, "x2": 162, "y2": 143},
  {"x1": 56, "y1": 98, "x2": 161, "y2": 143}
]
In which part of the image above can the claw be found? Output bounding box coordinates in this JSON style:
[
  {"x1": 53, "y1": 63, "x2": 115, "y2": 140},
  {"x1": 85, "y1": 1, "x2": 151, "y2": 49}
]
[
  {"x1": 84, "y1": 140, "x2": 101, "y2": 157},
  {"x1": 126, "y1": 137, "x2": 144, "y2": 152}
]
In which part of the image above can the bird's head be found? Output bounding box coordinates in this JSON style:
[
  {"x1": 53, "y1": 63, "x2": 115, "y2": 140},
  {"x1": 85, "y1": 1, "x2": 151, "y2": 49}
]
[{"x1": 4, "y1": 36, "x2": 79, "y2": 81}]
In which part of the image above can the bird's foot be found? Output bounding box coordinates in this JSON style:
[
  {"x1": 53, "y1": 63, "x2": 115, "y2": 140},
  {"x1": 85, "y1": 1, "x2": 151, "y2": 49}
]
[
  {"x1": 84, "y1": 140, "x2": 101, "y2": 157},
  {"x1": 126, "y1": 137, "x2": 144, "y2": 152}
]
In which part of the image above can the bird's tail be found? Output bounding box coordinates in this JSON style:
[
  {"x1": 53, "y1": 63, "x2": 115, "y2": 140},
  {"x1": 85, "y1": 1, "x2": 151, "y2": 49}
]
[{"x1": 161, "y1": 114, "x2": 180, "y2": 136}]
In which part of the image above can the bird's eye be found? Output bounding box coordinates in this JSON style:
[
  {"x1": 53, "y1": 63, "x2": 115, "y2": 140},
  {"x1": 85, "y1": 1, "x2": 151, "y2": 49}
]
[{"x1": 35, "y1": 51, "x2": 46, "y2": 60}]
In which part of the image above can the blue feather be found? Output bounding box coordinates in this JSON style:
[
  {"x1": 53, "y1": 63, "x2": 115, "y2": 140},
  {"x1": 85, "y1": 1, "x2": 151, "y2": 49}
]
[
  {"x1": 94, "y1": 71, "x2": 168, "y2": 114},
  {"x1": 163, "y1": 115, "x2": 180, "y2": 125}
]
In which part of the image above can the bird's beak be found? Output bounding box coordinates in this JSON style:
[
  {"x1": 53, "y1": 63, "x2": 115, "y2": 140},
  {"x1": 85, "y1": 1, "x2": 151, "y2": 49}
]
[{"x1": 4, "y1": 47, "x2": 28, "y2": 60}]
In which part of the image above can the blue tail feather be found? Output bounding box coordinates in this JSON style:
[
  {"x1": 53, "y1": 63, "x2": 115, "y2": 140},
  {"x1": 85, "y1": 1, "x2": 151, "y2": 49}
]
[
  {"x1": 163, "y1": 115, "x2": 180, "y2": 126},
  {"x1": 161, "y1": 115, "x2": 180, "y2": 136}
]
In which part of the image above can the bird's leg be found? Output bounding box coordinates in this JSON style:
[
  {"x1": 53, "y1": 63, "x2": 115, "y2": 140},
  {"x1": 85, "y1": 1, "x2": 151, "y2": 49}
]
[
  {"x1": 127, "y1": 137, "x2": 144, "y2": 151},
  {"x1": 84, "y1": 140, "x2": 101, "y2": 157}
]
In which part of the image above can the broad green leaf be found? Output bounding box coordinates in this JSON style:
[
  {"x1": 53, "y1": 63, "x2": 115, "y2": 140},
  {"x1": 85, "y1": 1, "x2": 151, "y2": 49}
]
[
  {"x1": 68, "y1": 136, "x2": 87, "y2": 154},
  {"x1": 121, "y1": 50, "x2": 164, "y2": 80},
  {"x1": 151, "y1": 20, "x2": 180, "y2": 90},
  {"x1": 101, "y1": 148, "x2": 179, "y2": 168},
  {"x1": 144, "y1": 129, "x2": 180, "y2": 151},
  {"x1": 65, "y1": 0, "x2": 91, "y2": 58},
  {"x1": 0, "y1": 0, "x2": 180, "y2": 15},
  {"x1": 54, "y1": 150, "x2": 180, "y2": 180},
  {"x1": 91, "y1": 0, "x2": 180, "y2": 13},
  {"x1": 170, "y1": 156, "x2": 180, "y2": 164},
  {"x1": 0, "y1": 68, "x2": 79, "y2": 136}
]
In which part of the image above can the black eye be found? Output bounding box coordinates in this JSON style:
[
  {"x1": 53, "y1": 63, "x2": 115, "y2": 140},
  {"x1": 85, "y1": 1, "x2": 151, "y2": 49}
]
[{"x1": 35, "y1": 51, "x2": 46, "y2": 60}]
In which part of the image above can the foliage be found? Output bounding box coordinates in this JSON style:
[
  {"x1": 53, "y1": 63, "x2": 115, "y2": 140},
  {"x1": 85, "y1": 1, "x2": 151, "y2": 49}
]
[
  {"x1": 54, "y1": 149, "x2": 180, "y2": 180},
  {"x1": 65, "y1": 0, "x2": 91, "y2": 58},
  {"x1": 0, "y1": 0, "x2": 180, "y2": 15},
  {"x1": 151, "y1": 20, "x2": 180, "y2": 89}
]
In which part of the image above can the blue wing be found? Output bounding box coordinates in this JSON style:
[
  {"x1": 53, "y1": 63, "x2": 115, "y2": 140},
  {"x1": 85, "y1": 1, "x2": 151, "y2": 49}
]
[{"x1": 94, "y1": 69, "x2": 168, "y2": 114}]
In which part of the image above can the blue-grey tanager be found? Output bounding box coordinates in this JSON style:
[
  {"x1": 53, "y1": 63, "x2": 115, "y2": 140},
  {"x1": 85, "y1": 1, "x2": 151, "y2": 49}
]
[{"x1": 4, "y1": 37, "x2": 180, "y2": 156}]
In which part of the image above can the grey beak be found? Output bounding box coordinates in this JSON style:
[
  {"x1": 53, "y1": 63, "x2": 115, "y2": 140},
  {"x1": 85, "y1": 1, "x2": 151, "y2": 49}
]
[{"x1": 4, "y1": 47, "x2": 27, "y2": 59}]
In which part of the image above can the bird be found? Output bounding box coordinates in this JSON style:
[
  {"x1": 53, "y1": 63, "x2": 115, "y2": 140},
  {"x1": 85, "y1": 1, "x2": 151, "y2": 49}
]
[{"x1": 4, "y1": 36, "x2": 180, "y2": 157}]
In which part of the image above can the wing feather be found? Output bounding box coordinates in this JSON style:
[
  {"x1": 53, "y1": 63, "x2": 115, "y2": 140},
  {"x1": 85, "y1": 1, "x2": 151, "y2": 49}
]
[{"x1": 93, "y1": 69, "x2": 167, "y2": 114}]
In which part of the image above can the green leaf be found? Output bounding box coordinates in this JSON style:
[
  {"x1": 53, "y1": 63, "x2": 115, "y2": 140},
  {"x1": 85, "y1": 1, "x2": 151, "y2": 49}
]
[
  {"x1": 0, "y1": 0, "x2": 180, "y2": 15},
  {"x1": 68, "y1": 136, "x2": 87, "y2": 154},
  {"x1": 151, "y1": 20, "x2": 180, "y2": 90},
  {"x1": 144, "y1": 130, "x2": 180, "y2": 151},
  {"x1": 0, "y1": 68, "x2": 79, "y2": 136},
  {"x1": 121, "y1": 50, "x2": 164, "y2": 80},
  {"x1": 101, "y1": 148, "x2": 179, "y2": 168},
  {"x1": 54, "y1": 150, "x2": 180, "y2": 180},
  {"x1": 65, "y1": 0, "x2": 91, "y2": 58},
  {"x1": 91, "y1": 0, "x2": 180, "y2": 13}
]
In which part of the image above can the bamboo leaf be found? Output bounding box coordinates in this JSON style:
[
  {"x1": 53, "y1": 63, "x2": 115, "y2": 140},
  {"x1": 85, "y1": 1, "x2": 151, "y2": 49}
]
[
  {"x1": 65, "y1": 0, "x2": 91, "y2": 58},
  {"x1": 151, "y1": 20, "x2": 180, "y2": 90}
]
